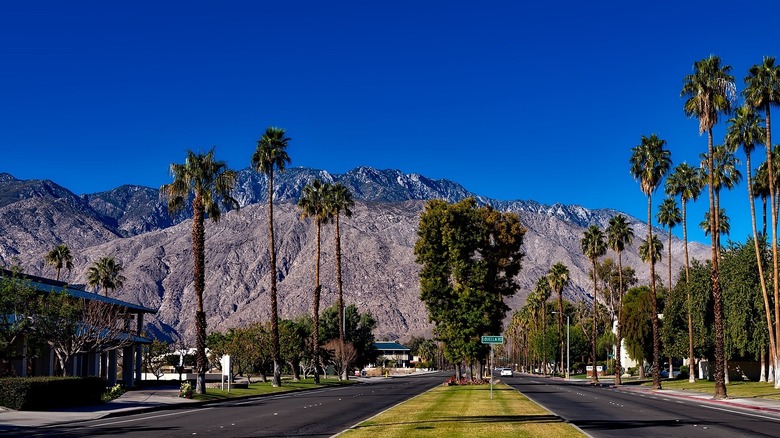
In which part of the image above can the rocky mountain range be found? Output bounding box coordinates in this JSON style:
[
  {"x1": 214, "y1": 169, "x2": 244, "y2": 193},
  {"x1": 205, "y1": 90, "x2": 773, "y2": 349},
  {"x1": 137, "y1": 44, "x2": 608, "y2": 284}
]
[{"x1": 0, "y1": 168, "x2": 710, "y2": 342}]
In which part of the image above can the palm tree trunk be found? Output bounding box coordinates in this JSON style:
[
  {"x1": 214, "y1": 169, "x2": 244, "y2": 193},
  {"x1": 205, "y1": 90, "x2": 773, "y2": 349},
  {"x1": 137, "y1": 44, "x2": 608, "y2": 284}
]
[
  {"x1": 268, "y1": 171, "x2": 282, "y2": 388},
  {"x1": 313, "y1": 219, "x2": 322, "y2": 384},
  {"x1": 760, "y1": 348, "x2": 767, "y2": 383},
  {"x1": 683, "y1": 199, "x2": 696, "y2": 383},
  {"x1": 708, "y1": 129, "x2": 727, "y2": 399},
  {"x1": 648, "y1": 195, "x2": 661, "y2": 391},
  {"x1": 557, "y1": 291, "x2": 563, "y2": 378},
  {"x1": 336, "y1": 213, "x2": 344, "y2": 342},
  {"x1": 192, "y1": 195, "x2": 207, "y2": 395},
  {"x1": 747, "y1": 149, "x2": 776, "y2": 388},
  {"x1": 591, "y1": 259, "x2": 599, "y2": 384},
  {"x1": 615, "y1": 251, "x2": 624, "y2": 386}
]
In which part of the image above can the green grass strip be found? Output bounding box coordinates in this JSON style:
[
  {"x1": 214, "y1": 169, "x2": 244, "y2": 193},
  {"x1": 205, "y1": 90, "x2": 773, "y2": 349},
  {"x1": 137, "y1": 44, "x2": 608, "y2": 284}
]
[
  {"x1": 340, "y1": 383, "x2": 584, "y2": 437},
  {"x1": 651, "y1": 379, "x2": 780, "y2": 400},
  {"x1": 192, "y1": 377, "x2": 354, "y2": 401}
]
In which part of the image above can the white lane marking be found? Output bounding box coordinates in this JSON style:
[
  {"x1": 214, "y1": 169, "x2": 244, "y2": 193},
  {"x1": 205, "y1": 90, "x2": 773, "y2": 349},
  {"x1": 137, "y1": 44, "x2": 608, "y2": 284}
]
[
  {"x1": 87, "y1": 408, "x2": 215, "y2": 427},
  {"x1": 701, "y1": 404, "x2": 780, "y2": 422}
]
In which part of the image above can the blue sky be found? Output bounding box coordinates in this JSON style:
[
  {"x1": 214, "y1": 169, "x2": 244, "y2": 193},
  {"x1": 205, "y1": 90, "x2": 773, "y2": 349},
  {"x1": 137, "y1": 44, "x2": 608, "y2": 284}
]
[{"x1": 2, "y1": 1, "x2": 779, "y2": 245}]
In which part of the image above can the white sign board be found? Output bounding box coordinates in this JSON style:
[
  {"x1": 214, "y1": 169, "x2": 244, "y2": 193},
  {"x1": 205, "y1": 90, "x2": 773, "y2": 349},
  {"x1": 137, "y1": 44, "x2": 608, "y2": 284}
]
[{"x1": 221, "y1": 355, "x2": 231, "y2": 392}]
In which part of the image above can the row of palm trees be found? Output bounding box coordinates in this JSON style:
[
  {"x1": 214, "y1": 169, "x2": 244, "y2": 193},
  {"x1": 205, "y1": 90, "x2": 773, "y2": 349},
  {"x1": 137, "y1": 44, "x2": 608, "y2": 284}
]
[
  {"x1": 591, "y1": 55, "x2": 780, "y2": 399},
  {"x1": 163, "y1": 127, "x2": 355, "y2": 394},
  {"x1": 45, "y1": 244, "x2": 125, "y2": 297}
]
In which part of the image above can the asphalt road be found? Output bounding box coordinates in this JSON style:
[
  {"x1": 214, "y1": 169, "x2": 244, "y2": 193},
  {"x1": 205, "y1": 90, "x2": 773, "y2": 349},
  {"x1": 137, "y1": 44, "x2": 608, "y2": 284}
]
[
  {"x1": 13, "y1": 372, "x2": 447, "y2": 438},
  {"x1": 505, "y1": 373, "x2": 780, "y2": 437}
]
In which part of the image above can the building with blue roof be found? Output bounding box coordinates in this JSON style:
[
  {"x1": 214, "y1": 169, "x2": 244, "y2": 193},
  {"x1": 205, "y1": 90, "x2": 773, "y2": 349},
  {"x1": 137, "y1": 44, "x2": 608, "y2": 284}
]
[
  {"x1": 1, "y1": 268, "x2": 157, "y2": 387},
  {"x1": 373, "y1": 341, "x2": 411, "y2": 368}
]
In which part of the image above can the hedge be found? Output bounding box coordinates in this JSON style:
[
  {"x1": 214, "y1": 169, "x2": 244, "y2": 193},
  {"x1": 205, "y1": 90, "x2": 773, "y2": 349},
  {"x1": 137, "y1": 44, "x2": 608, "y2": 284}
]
[{"x1": 0, "y1": 376, "x2": 107, "y2": 410}]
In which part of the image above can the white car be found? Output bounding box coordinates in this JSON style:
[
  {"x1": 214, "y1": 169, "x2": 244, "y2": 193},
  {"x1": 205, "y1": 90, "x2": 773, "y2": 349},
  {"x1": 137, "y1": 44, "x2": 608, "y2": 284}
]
[{"x1": 500, "y1": 368, "x2": 513, "y2": 377}]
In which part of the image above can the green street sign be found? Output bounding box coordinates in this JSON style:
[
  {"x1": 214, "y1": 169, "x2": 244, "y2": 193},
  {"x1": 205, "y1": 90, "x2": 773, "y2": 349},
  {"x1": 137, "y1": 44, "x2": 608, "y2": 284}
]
[{"x1": 481, "y1": 335, "x2": 504, "y2": 344}]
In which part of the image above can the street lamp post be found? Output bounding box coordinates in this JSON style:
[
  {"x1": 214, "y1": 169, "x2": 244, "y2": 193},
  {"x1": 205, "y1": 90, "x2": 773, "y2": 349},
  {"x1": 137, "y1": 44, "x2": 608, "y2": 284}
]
[{"x1": 553, "y1": 312, "x2": 571, "y2": 379}]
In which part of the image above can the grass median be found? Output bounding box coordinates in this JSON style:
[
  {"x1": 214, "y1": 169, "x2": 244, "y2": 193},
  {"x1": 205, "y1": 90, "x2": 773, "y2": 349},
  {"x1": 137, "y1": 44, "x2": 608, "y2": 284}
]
[
  {"x1": 340, "y1": 383, "x2": 584, "y2": 437},
  {"x1": 192, "y1": 377, "x2": 355, "y2": 401}
]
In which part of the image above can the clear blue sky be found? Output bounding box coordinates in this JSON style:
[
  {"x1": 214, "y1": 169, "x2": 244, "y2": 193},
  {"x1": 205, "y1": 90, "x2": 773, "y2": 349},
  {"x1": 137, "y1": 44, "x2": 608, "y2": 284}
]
[{"x1": 2, "y1": 1, "x2": 779, "y2": 245}]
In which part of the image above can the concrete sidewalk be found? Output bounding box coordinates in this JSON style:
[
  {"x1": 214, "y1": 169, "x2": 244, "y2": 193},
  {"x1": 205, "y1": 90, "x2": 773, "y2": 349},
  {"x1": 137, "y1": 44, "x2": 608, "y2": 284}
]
[
  {"x1": 615, "y1": 382, "x2": 780, "y2": 414},
  {"x1": 0, "y1": 386, "x2": 197, "y2": 430}
]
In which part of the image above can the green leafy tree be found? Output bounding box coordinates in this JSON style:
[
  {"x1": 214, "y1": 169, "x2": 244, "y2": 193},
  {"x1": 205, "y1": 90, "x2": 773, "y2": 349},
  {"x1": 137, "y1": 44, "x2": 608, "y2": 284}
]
[
  {"x1": 86, "y1": 256, "x2": 126, "y2": 297},
  {"x1": 297, "y1": 178, "x2": 331, "y2": 384},
  {"x1": 682, "y1": 55, "x2": 736, "y2": 398},
  {"x1": 606, "y1": 214, "x2": 634, "y2": 384},
  {"x1": 622, "y1": 286, "x2": 655, "y2": 378},
  {"x1": 665, "y1": 162, "x2": 704, "y2": 382},
  {"x1": 0, "y1": 272, "x2": 39, "y2": 376},
  {"x1": 279, "y1": 317, "x2": 310, "y2": 381},
  {"x1": 629, "y1": 133, "x2": 672, "y2": 390},
  {"x1": 581, "y1": 224, "x2": 606, "y2": 383},
  {"x1": 721, "y1": 238, "x2": 770, "y2": 374},
  {"x1": 415, "y1": 198, "x2": 525, "y2": 380},
  {"x1": 44, "y1": 244, "x2": 73, "y2": 282},
  {"x1": 162, "y1": 148, "x2": 239, "y2": 394},
  {"x1": 319, "y1": 303, "x2": 378, "y2": 373},
  {"x1": 251, "y1": 126, "x2": 291, "y2": 388},
  {"x1": 143, "y1": 339, "x2": 172, "y2": 380}
]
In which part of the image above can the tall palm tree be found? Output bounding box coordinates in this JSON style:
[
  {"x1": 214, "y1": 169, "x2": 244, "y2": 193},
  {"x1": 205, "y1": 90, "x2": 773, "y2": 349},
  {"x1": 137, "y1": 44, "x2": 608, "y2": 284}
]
[
  {"x1": 324, "y1": 183, "x2": 354, "y2": 343},
  {"x1": 297, "y1": 178, "x2": 331, "y2": 384},
  {"x1": 581, "y1": 224, "x2": 606, "y2": 384},
  {"x1": 744, "y1": 56, "x2": 780, "y2": 387},
  {"x1": 163, "y1": 148, "x2": 239, "y2": 395},
  {"x1": 656, "y1": 197, "x2": 680, "y2": 380},
  {"x1": 45, "y1": 244, "x2": 73, "y2": 281},
  {"x1": 533, "y1": 276, "x2": 552, "y2": 376},
  {"x1": 638, "y1": 236, "x2": 663, "y2": 272},
  {"x1": 606, "y1": 215, "x2": 633, "y2": 386},
  {"x1": 665, "y1": 162, "x2": 703, "y2": 382},
  {"x1": 657, "y1": 198, "x2": 681, "y2": 290},
  {"x1": 547, "y1": 262, "x2": 570, "y2": 377},
  {"x1": 86, "y1": 256, "x2": 125, "y2": 297},
  {"x1": 629, "y1": 133, "x2": 672, "y2": 390},
  {"x1": 251, "y1": 126, "x2": 291, "y2": 388},
  {"x1": 682, "y1": 55, "x2": 735, "y2": 398}
]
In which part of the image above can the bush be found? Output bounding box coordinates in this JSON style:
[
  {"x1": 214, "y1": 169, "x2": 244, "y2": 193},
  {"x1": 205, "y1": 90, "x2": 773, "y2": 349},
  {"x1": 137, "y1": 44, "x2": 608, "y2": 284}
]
[
  {"x1": 101, "y1": 384, "x2": 125, "y2": 402},
  {"x1": 0, "y1": 377, "x2": 107, "y2": 410},
  {"x1": 679, "y1": 365, "x2": 690, "y2": 379}
]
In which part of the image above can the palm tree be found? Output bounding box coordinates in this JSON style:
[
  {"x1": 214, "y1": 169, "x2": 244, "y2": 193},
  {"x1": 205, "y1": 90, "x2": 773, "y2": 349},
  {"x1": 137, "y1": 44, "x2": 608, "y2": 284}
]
[
  {"x1": 251, "y1": 126, "x2": 291, "y2": 388},
  {"x1": 665, "y1": 162, "x2": 703, "y2": 382},
  {"x1": 324, "y1": 183, "x2": 354, "y2": 343},
  {"x1": 86, "y1": 256, "x2": 126, "y2": 296},
  {"x1": 744, "y1": 56, "x2": 780, "y2": 387},
  {"x1": 629, "y1": 133, "x2": 672, "y2": 390},
  {"x1": 581, "y1": 224, "x2": 606, "y2": 384},
  {"x1": 700, "y1": 145, "x2": 741, "y2": 254},
  {"x1": 45, "y1": 244, "x2": 73, "y2": 281},
  {"x1": 657, "y1": 198, "x2": 681, "y2": 290},
  {"x1": 163, "y1": 148, "x2": 239, "y2": 395},
  {"x1": 547, "y1": 262, "x2": 570, "y2": 377},
  {"x1": 533, "y1": 276, "x2": 552, "y2": 376},
  {"x1": 682, "y1": 55, "x2": 735, "y2": 398},
  {"x1": 606, "y1": 215, "x2": 633, "y2": 385},
  {"x1": 638, "y1": 236, "x2": 663, "y2": 273},
  {"x1": 700, "y1": 208, "x2": 730, "y2": 238},
  {"x1": 753, "y1": 163, "x2": 771, "y2": 236},
  {"x1": 297, "y1": 178, "x2": 331, "y2": 384}
]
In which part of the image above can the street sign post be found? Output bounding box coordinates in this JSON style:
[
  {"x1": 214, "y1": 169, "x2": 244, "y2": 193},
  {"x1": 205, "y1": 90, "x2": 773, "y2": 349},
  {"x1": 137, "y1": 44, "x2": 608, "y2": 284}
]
[
  {"x1": 481, "y1": 335, "x2": 504, "y2": 344},
  {"x1": 481, "y1": 335, "x2": 504, "y2": 399}
]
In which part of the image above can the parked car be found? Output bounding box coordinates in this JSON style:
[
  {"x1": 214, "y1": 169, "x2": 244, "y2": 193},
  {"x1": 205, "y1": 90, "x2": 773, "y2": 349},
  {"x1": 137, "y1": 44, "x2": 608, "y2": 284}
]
[{"x1": 500, "y1": 368, "x2": 513, "y2": 377}]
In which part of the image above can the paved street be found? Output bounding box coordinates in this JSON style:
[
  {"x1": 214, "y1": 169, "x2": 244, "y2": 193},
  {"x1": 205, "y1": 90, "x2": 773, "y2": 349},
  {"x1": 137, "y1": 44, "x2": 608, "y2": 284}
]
[
  {"x1": 1, "y1": 373, "x2": 446, "y2": 437},
  {"x1": 506, "y1": 374, "x2": 780, "y2": 437}
]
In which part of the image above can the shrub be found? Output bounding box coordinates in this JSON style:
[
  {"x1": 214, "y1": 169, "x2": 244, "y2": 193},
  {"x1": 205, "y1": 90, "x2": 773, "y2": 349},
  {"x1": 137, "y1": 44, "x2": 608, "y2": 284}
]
[
  {"x1": 179, "y1": 381, "x2": 193, "y2": 398},
  {"x1": 101, "y1": 384, "x2": 125, "y2": 402},
  {"x1": 0, "y1": 377, "x2": 106, "y2": 410}
]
